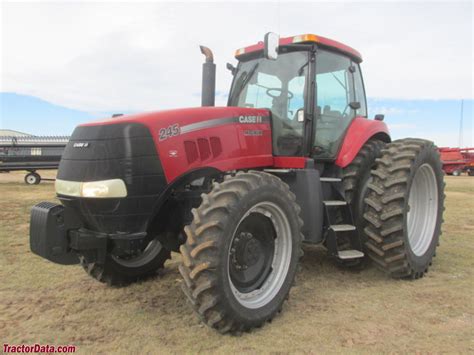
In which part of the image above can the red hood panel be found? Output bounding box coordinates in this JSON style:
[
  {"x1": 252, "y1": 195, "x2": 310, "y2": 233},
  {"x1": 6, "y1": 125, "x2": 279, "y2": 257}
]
[
  {"x1": 80, "y1": 106, "x2": 270, "y2": 129},
  {"x1": 81, "y1": 106, "x2": 274, "y2": 182}
]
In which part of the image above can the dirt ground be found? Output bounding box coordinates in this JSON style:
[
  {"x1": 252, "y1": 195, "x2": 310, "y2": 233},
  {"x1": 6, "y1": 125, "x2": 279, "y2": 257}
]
[{"x1": 0, "y1": 171, "x2": 472, "y2": 353}]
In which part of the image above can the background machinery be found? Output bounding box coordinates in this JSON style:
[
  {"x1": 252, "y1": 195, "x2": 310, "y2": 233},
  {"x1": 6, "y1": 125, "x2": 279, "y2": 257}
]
[
  {"x1": 29, "y1": 33, "x2": 445, "y2": 333},
  {"x1": 0, "y1": 135, "x2": 69, "y2": 184},
  {"x1": 439, "y1": 147, "x2": 474, "y2": 176}
]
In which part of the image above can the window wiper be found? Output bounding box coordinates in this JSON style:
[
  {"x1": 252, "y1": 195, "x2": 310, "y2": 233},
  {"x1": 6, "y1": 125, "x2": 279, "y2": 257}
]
[
  {"x1": 229, "y1": 62, "x2": 259, "y2": 105},
  {"x1": 297, "y1": 60, "x2": 310, "y2": 76},
  {"x1": 331, "y1": 72, "x2": 346, "y2": 90}
]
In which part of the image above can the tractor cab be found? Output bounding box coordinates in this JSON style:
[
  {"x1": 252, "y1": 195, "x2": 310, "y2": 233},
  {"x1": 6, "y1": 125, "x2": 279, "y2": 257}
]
[{"x1": 229, "y1": 34, "x2": 367, "y2": 160}]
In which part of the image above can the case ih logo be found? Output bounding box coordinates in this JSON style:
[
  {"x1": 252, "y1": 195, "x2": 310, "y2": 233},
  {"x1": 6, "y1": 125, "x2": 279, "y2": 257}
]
[
  {"x1": 73, "y1": 142, "x2": 89, "y2": 148},
  {"x1": 239, "y1": 115, "x2": 263, "y2": 124}
]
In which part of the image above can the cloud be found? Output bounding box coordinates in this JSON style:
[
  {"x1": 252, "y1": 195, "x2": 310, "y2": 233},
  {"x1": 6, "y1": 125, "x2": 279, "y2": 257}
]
[{"x1": 1, "y1": 1, "x2": 472, "y2": 113}]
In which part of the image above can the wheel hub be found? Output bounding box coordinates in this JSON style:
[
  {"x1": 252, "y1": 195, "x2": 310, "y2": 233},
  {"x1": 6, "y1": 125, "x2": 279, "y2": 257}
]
[
  {"x1": 228, "y1": 202, "x2": 293, "y2": 309},
  {"x1": 243, "y1": 238, "x2": 261, "y2": 266},
  {"x1": 229, "y1": 213, "x2": 275, "y2": 293},
  {"x1": 231, "y1": 232, "x2": 263, "y2": 270}
]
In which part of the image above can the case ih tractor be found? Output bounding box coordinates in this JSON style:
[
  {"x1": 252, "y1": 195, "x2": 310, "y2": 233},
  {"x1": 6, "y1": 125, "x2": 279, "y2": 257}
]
[{"x1": 30, "y1": 33, "x2": 445, "y2": 333}]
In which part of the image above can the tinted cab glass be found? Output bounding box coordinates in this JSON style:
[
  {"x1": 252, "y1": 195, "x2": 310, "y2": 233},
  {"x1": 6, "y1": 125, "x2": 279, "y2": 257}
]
[
  {"x1": 313, "y1": 50, "x2": 366, "y2": 159},
  {"x1": 229, "y1": 51, "x2": 309, "y2": 156}
]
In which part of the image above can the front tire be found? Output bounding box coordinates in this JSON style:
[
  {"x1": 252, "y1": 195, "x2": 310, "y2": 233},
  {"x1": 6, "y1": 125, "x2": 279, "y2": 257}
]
[
  {"x1": 79, "y1": 238, "x2": 171, "y2": 286},
  {"x1": 179, "y1": 171, "x2": 302, "y2": 333},
  {"x1": 363, "y1": 138, "x2": 445, "y2": 279}
]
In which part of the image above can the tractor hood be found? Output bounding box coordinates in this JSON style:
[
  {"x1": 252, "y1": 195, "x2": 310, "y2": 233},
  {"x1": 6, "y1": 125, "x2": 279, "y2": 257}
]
[
  {"x1": 56, "y1": 106, "x2": 273, "y2": 233},
  {"x1": 60, "y1": 106, "x2": 272, "y2": 180},
  {"x1": 75, "y1": 105, "x2": 273, "y2": 181},
  {"x1": 79, "y1": 106, "x2": 270, "y2": 133}
]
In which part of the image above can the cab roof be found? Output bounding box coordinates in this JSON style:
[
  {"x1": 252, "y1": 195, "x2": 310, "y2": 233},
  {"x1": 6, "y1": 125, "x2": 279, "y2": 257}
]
[{"x1": 235, "y1": 34, "x2": 362, "y2": 63}]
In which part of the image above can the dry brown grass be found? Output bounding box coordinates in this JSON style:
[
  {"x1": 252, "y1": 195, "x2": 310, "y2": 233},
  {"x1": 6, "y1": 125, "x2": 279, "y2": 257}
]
[{"x1": 0, "y1": 171, "x2": 473, "y2": 353}]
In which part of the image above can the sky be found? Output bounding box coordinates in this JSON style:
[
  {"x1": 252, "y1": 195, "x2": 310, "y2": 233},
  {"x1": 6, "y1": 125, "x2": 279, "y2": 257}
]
[{"x1": 0, "y1": 0, "x2": 473, "y2": 147}]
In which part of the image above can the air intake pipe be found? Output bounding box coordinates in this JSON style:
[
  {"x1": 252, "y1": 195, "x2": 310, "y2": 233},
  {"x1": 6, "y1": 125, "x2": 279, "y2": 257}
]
[{"x1": 200, "y1": 45, "x2": 216, "y2": 107}]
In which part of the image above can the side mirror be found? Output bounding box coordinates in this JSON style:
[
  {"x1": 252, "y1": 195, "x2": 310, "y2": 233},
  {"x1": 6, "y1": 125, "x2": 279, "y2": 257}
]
[
  {"x1": 297, "y1": 109, "x2": 305, "y2": 122},
  {"x1": 264, "y1": 32, "x2": 279, "y2": 60},
  {"x1": 349, "y1": 101, "x2": 361, "y2": 110},
  {"x1": 226, "y1": 63, "x2": 237, "y2": 76},
  {"x1": 374, "y1": 114, "x2": 385, "y2": 121}
]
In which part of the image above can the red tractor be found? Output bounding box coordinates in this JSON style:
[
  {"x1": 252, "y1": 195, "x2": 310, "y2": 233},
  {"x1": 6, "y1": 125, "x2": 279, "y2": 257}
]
[{"x1": 30, "y1": 33, "x2": 445, "y2": 333}]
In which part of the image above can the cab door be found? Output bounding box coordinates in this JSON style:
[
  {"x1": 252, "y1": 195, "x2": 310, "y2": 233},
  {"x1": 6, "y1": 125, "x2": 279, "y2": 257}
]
[{"x1": 312, "y1": 49, "x2": 367, "y2": 160}]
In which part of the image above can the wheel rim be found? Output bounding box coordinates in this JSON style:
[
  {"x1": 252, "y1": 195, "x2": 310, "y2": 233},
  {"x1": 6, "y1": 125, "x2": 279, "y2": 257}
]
[
  {"x1": 26, "y1": 175, "x2": 36, "y2": 184},
  {"x1": 228, "y1": 201, "x2": 292, "y2": 309},
  {"x1": 112, "y1": 239, "x2": 163, "y2": 268},
  {"x1": 407, "y1": 163, "x2": 439, "y2": 256}
]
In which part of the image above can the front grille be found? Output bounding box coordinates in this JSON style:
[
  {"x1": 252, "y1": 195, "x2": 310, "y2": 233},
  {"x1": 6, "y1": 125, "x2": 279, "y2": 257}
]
[{"x1": 58, "y1": 122, "x2": 166, "y2": 233}]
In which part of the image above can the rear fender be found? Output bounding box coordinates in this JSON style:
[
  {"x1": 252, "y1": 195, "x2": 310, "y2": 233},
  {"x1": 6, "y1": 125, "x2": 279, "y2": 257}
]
[{"x1": 336, "y1": 117, "x2": 391, "y2": 168}]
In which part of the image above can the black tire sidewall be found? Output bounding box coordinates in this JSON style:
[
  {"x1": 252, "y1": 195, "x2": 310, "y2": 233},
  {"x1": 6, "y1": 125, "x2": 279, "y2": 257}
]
[
  {"x1": 80, "y1": 239, "x2": 171, "y2": 284},
  {"x1": 402, "y1": 144, "x2": 444, "y2": 272},
  {"x1": 345, "y1": 140, "x2": 384, "y2": 240},
  {"x1": 216, "y1": 184, "x2": 301, "y2": 325},
  {"x1": 354, "y1": 166, "x2": 374, "y2": 230},
  {"x1": 104, "y1": 244, "x2": 171, "y2": 278}
]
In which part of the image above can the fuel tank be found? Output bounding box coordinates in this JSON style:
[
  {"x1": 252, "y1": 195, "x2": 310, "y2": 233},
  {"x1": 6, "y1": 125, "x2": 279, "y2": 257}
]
[{"x1": 56, "y1": 106, "x2": 273, "y2": 234}]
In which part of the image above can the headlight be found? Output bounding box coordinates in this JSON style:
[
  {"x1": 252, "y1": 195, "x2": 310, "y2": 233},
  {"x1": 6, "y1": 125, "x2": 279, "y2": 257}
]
[{"x1": 55, "y1": 179, "x2": 127, "y2": 198}]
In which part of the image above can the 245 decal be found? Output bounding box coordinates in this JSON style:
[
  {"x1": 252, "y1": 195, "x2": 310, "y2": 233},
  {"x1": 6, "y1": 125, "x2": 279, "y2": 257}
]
[{"x1": 159, "y1": 124, "x2": 180, "y2": 141}]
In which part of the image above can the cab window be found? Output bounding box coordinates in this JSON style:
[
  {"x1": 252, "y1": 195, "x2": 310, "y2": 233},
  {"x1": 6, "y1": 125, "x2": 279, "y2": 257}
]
[
  {"x1": 243, "y1": 72, "x2": 281, "y2": 109},
  {"x1": 313, "y1": 50, "x2": 356, "y2": 159},
  {"x1": 230, "y1": 51, "x2": 309, "y2": 156},
  {"x1": 353, "y1": 64, "x2": 367, "y2": 117}
]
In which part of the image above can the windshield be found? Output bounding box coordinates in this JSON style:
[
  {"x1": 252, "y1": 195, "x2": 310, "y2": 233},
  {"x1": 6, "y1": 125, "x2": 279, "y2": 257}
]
[{"x1": 229, "y1": 51, "x2": 309, "y2": 156}]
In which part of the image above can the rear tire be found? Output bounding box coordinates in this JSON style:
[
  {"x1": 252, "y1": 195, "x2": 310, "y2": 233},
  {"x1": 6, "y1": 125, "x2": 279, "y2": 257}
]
[
  {"x1": 341, "y1": 139, "x2": 385, "y2": 267},
  {"x1": 79, "y1": 238, "x2": 171, "y2": 286},
  {"x1": 179, "y1": 171, "x2": 303, "y2": 333},
  {"x1": 343, "y1": 139, "x2": 386, "y2": 236},
  {"x1": 363, "y1": 138, "x2": 445, "y2": 279}
]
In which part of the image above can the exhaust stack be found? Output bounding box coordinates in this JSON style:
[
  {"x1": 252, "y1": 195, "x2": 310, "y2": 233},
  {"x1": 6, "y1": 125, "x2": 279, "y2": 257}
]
[{"x1": 200, "y1": 45, "x2": 216, "y2": 107}]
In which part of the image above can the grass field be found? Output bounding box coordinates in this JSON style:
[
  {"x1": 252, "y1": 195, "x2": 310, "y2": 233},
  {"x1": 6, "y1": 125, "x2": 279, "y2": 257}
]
[{"x1": 0, "y1": 171, "x2": 472, "y2": 353}]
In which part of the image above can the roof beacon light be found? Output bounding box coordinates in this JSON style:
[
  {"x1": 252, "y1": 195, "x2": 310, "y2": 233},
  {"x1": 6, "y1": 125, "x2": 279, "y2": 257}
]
[{"x1": 292, "y1": 34, "x2": 318, "y2": 43}]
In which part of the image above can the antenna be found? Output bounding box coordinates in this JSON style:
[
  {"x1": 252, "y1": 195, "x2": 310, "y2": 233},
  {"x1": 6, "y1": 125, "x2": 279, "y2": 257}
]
[
  {"x1": 277, "y1": 0, "x2": 281, "y2": 34},
  {"x1": 458, "y1": 99, "x2": 464, "y2": 148}
]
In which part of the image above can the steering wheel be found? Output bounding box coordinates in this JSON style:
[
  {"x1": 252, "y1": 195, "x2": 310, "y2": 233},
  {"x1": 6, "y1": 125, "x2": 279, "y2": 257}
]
[{"x1": 266, "y1": 88, "x2": 294, "y2": 99}]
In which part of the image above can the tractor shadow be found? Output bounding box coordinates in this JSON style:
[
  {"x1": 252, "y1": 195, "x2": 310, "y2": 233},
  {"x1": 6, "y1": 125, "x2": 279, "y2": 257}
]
[{"x1": 131, "y1": 245, "x2": 390, "y2": 319}]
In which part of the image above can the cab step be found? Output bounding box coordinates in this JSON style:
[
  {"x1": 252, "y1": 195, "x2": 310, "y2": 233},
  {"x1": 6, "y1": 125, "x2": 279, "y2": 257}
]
[
  {"x1": 320, "y1": 177, "x2": 342, "y2": 182},
  {"x1": 337, "y1": 249, "x2": 365, "y2": 260},
  {"x1": 329, "y1": 224, "x2": 356, "y2": 232},
  {"x1": 322, "y1": 176, "x2": 364, "y2": 260},
  {"x1": 323, "y1": 200, "x2": 347, "y2": 206}
]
